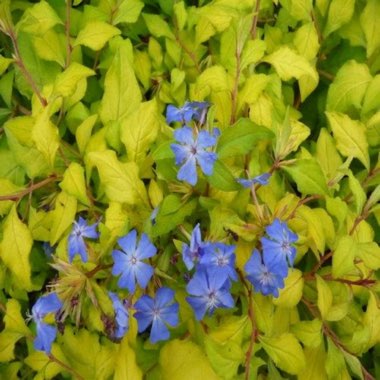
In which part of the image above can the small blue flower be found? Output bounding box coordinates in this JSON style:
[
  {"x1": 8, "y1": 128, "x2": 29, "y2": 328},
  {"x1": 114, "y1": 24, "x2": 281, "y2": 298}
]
[
  {"x1": 109, "y1": 292, "x2": 129, "y2": 339},
  {"x1": 171, "y1": 126, "x2": 218, "y2": 185},
  {"x1": 237, "y1": 173, "x2": 271, "y2": 188},
  {"x1": 187, "y1": 101, "x2": 210, "y2": 123},
  {"x1": 166, "y1": 103, "x2": 194, "y2": 124},
  {"x1": 261, "y1": 218, "x2": 298, "y2": 267},
  {"x1": 186, "y1": 267, "x2": 234, "y2": 320},
  {"x1": 134, "y1": 287, "x2": 179, "y2": 343},
  {"x1": 244, "y1": 249, "x2": 288, "y2": 297},
  {"x1": 68, "y1": 217, "x2": 99, "y2": 263},
  {"x1": 112, "y1": 230, "x2": 157, "y2": 293},
  {"x1": 42, "y1": 242, "x2": 54, "y2": 258},
  {"x1": 199, "y1": 243, "x2": 238, "y2": 282},
  {"x1": 31, "y1": 293, "x2": 63, "y2": 353},
  {"x1": 182, "y1": 224, "x2": 205, "y2": 270}
]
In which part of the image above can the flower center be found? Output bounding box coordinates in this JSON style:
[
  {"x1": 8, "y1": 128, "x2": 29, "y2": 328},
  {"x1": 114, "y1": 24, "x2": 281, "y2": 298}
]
[
  {"x1": 260, "y1": 270, "x2": 273, "y2": 286},
  {"x1": 217, "y1": 256, "x2": 228, "y2": 267},
  {"x1": 130, "y1": 256, "x2": 138, "y2": 265}
]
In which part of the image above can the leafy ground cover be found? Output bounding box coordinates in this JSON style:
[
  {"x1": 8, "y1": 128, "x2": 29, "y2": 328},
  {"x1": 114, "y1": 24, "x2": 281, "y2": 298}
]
[{"x1": 0, "y1": 0, "x2": 380, "y2": 379}]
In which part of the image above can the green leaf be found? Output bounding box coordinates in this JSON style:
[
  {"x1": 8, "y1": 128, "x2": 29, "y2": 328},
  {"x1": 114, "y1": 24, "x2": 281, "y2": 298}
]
[
  {"x1": 326, "y1": 112, "x2": 369, "y2": 169},
  {"x1": 142, "y1": 13, "x2": 175, "y2": 39},
  {"x1": 316, "y1": 128, "x2": 342, "y2": 180},
  {"x1": 0, "y1": 179, "x2": 21, "y2": 216},
  {"x1": 120, "y1": 100, "x2": 159, "y2": 165},
  {"x1": 280, "y1": 0, "x2": 313, "y2": 21},
  {"x1": 298, "y1": 345, "x2": 327, "y2": 380},
  {"x1": 74, "y1": 21, "x2": 121, "y2": 51},
  {"x1": 348, "y1": 171, "x2": 366, "y2": 214},
  {"x1": 263, "y1": 46, "x2": 318, "y2": 100},
  {"x1": 204, "y1": 337, "x2": 244, "y2": 380},
  {"x1": 323, "y1": 0, "x2": 355, "y2": 37},
  {"x1": 100, "y1": 42, "x2": 142, "y2": 124},
  {"x1": 0, "y1": 332, "x2": 20, "y2": 362},
  {"x1": 207, "y1": 160, "x2": 240, "y2": 192},
  {"x1": 0, "y1": 55, "x2": 13, "y2": 76},
  {"x1": 217, "y1": 118, "x2": 273, "y2": 158},
  {"x1": 159, "y1": 339, "x2": 219, "y2": 380},
  {"x1": 114, "y1": 337, "x2": 142, "y2": 380},
  {"x1": 332, "y1": 235, "x2": 356, "y2": 278},
  {"x1": 326, "y1": 61, "x2": 372, "y2": 113},
  {"x1": 59, "y1": 163, "x2": 90, "y2": 206},
  {"x1": 316, "y1": 275, "x2": 333, "y2": 320},
  {"x1": 53, "y1": 62, "x2": 95, "y2": 98},
  {"x1": 293, "y1": 22, "x2": 320, "y2": 61},
  {"x1": 0, "y1": 206, "x2": 33, "y2": 289},
  {"x1": 360, "y1": 0, "x2": 380, "y2": 58},
  {"x1": 88, "y1": 150, "x2": 148, "y2": 205},
  {"x1": 282, "y1": 159, "x2": 329, "y2": 196},
  {"x1": 50, "y1": 191, "x2": 77, "y2": 246},
  {"x1": 75, "y1": 114, "x2": 98, "y2": 155},
  {"x1": 259, "y1": 333, "x2": 306, "y2": 375},
  {"x1": 32, "y1": 108, "x2": 60, "y2": 168},
  {"x1": 362, "y1": 75, "x2": 380, "y2": 116},
  {"x1": 290, "y1": 319, "x2": 322, "y2": 348},
  {"x1": 273, "y1": 269, "x2": 304, "y2": 308},
  {"x1": 112, "y1": 0, "x2": 144, "y2": 25},
  {"x1": 32, "y1": 30, "x2": 65, "y2": 67},
  {"x1": 356, "y1": 242, "x2": 380, "y2": 270},
  {"x1": 325, "y1": 338, "x2": 347, "y2": 379},
  {"x1": 19, "y1": 0, "x2": 63, "y2": 35}
]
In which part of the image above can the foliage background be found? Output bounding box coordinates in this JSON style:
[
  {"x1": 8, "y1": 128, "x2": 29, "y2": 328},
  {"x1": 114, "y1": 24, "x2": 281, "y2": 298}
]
[{"x1": 0, "y1": 0, "x2": 380, "y2": 379}]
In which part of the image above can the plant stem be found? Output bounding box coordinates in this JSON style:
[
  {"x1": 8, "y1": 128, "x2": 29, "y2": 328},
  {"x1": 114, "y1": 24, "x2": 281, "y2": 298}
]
[
  {"x1": 0, "y1": 175, "x2": 58, "y2": 202},
  {"x1": 8, "y1": 30, "x2": 47, "y2": 107},
  {"x1": 65, "y1": 0, "x2": 72, "y2": 68},
  {"x1": 250, "y1": 0, "x2": 261, "y2": 39}
]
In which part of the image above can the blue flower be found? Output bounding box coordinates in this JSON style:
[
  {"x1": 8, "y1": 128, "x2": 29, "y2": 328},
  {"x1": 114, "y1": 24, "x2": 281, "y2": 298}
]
[
  {"x1": 166, "y1": 103, "x2": 195, "y2": 124},
  {"x1": 134, "y1": 287, "x2": 179, "y2": 343},
  {"x1": 31, "y1": 293, "x2": 63, "y2": 353},
  {"x1": 187, "y1": 101, "x2": 210, "y2": 123},
  {"x1": 199, "y1": 243, "x2": 238, "y2": 282},
  {"x1": 186, "y1": 267, "x2": 234, "y2": 320},
  {"x1": 244, "y1": 249, "x2": 288, "y2": 297},
  {"x1": 112, "y1": 230, "x2": 157, "y2": 293},
  {"x1": 109, "y1": 292, "x2": 129, "y2": 339},
  {"x1": 182, "y1": 224, "x2": 205, "y2": 270},
  {"x1": 68, "y1": 217, "x2": 99, "y2": 263},
  {"x1": 261, "y1": 218, "x2": 298, "y2": 267},
  {"x1": 171, "y1": 126, "x2": 218, "y2": 185},
  {"x1": 237, "y1": 173, "x2": 271, "y2": 188}
]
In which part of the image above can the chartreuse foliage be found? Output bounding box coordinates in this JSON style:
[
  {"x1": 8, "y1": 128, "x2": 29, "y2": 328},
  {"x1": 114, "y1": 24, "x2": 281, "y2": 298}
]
[{"x1": 0, "y1": 0, "x2": 380, "y2": 379}]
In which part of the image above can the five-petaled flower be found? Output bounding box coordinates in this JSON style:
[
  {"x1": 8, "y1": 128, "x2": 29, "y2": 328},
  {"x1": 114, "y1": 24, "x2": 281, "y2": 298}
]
[
  {"x1": 186, "y1": 267, "x2": 234, "y2": 320},
  {"x1": 68, "y1": 217, "x2": 99, "y2": 263},
  {"x1": 261, "y1": 218, "x2": 298, "y2": 267},
  {"x1": 109, "y1": 292, "x2": 129, "y2": 339},
  {"x1": 112, "y1": 229, "x2": 157, "y2": 293},
  {"x1": 31, "y1": 293, "x2": 63, "y2": 353},
  {"x1": 182, "y1": 224, "x2": 205, "y2": 270},
  {"x1": 244, "y1": 249, "x2": 287, "y2": 297},
  {"x1": 166, "y1": 101, "x2": 210, "y2": 125},
  {"x1": 199, "y1": 242, "x2": 238, "y2": 282},
  {"x1": 134, "y1": 287, "x2": 179, "y2": 343},
  {"x1": 171, "y1": 126, "x2": 219, "y2": 185}
]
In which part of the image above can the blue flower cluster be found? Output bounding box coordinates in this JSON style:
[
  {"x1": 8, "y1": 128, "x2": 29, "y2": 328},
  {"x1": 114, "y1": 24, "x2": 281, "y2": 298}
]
[
  {"x1": 29, "y1": 101, "x2": 298, "y2": 355},
  {"x1": 168, "y1": 101, "x2": 219, "y2": 186},
  {"x1": 245, "y1": 219, "x2": 298, "y2": 297}
]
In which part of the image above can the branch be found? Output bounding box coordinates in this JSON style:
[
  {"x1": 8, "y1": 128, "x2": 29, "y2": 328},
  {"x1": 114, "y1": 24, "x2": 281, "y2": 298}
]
[
  {"x1": 0, "y1": 175, "x2": 58, "y2": 202},
  {"x1": 250, "y1": 0, "x2": 261, "y2": 39},
  {"x1": 65, "y1": 0, "x2": 72, "y2": 68},
  {"x1": 8, "y1": 30, "x2": 47, "y2": 107}
]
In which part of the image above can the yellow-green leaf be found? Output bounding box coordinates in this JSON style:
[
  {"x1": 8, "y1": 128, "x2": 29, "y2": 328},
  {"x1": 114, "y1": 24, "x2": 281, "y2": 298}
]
[
  {"x1": 50, "y1": 192, "x2": 77, "y2": 245},
  {"x1": 316, "y1": 275, "x2": 333, "y2": 320},
  {"x1": 360, "y1": 0, "x2": 380, "y2": 57},
  {"x1": 88, "y1": 150, "x2": 148, "y2": 205},
  {"x1": 159, "y1": 339, "x2": 219, "y2": 380},
  {"x1": 0, "y1": 206, "x2": 33, "y2": 289},
  {"x1": 332, "y1": 235, "x2": 356, "y2": 278},
  {"x1": 273, "y1": 269, "x2": 304, "y2": 307},
  {"x1": 59, "y1": 162, "x2": 90, "y2": 206},
  {"x1": 326, "y1": 112, "x2": 369, "y2": 170},
  {"x1": 74, "y1": 21, "x2": 121, "y2": 51},
  {"x1": 323, "y1": 0, "x2": 355, "y2": 37},
  {"x1": 120, "y1": 100, "x2": 159, "y2": 165},
  {"x1": 259, "y1": 333, "x2": 306, "y2": 375},
  {"x1": 114, "y1": 337, "x2": 142, "y2": 380}
]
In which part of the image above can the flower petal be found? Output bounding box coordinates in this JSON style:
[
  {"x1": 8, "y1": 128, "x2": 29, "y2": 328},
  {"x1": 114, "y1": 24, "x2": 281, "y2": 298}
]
[
  {"x1": 177, "y1": 155, "x2": 197, "y2": 185},
  {"x1": 117, "y1": 229, "x2": 137, "y2": 256}
]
